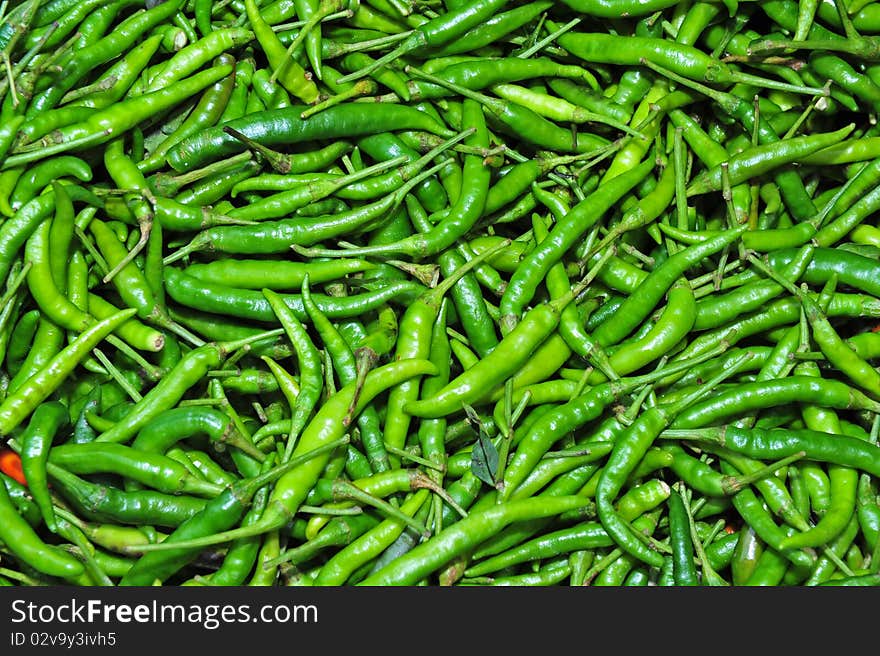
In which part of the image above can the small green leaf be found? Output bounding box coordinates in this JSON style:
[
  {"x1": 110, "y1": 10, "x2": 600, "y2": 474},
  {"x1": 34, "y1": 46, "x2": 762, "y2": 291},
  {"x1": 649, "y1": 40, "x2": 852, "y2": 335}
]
[
  {"x1": 462, "y1": 403, "x2": 498, "y2": 486},
  {"x1": 471, "y1": 426, "x2": 499, "y2": 488},
  {"x1": 462, "y1": 403, "x2": 483, "y2": 429}
]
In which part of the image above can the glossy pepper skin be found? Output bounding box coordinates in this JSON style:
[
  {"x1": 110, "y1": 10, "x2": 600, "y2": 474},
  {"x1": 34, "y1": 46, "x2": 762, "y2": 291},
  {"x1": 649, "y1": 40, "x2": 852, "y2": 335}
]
[{"x1": 2, "y1": 0, "x2": 880, "y2": 592}]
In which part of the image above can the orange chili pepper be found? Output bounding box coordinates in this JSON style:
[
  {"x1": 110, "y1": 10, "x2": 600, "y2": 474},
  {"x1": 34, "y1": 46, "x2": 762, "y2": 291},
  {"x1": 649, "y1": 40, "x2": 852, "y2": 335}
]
[{"x1": 0, "y1": 449, "x2": 26, "y2": 486}]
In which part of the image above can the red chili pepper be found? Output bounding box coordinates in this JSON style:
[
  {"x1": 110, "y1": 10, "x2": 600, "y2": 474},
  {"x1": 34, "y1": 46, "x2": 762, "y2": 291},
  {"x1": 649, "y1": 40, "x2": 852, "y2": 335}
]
[{"x1": 0, "y1": 449, "x2": 27, "y2": 486}]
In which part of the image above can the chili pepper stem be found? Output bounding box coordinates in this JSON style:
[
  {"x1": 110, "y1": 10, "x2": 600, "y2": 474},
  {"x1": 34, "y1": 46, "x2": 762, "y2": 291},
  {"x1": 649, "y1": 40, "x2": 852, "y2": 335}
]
[
  {"x1": 674, "y1": 484, "x2": 727, "y2": 586},
  {"x1": 300, "y1": 79, "x2": 377, "y2": 119},
  {"x1": 335, "y1": 31, "x2": 423, "y2": 85},
  {"x1": 150, "y1": 152, "x2": 253, "y2": 191},
  {"x1": 299, "y1": 504, "x2": 363, "y2": 515},
  {"x1": 749, "y1": 37, "x2": 880, "y2": 61},
  {"x1": 102, "y1": 219, "x2": 152, "y2": 284},
  {"x1": 517, "y1": 16, "x2": 580, "y2": 59},
  {"x1": 322, "y1": 29, "x2": 412, "y2": 58},
  {"x1": 412, "y1": 471, "x2": 468, "y2": 518},
  {"x1": 270, "y1": 9, "x2": 353, "y2": 33},
  {"x1": 382, "y1": 444, "x2": 441, "y2": 471},
  {"x1": 150, "y1": 312, "x2": 207, "y2": 348},
  {"x1": 0, "y1": 566, "x2": 42, "y2": 586},
  {"x1": 216, "y1": 328, "x2": 287, "y2": 359},
  {"x1": 494, "y1": 381, "x2": 531, "y2": 493},
  {"x1": 0, "y1": 21, "x2": 57, "y2": 99},
  {"x1": 0, "y1": 260, "x2": 31, "y2": 310},
  {"x1": 723, "y1": 450, "x2": 809, "y2": 494},
  {"x1": 386, "y1": 260, "x2": 440, "y2": 287},
  {"x1": 268, "y1": 0, "x2": 348, "y2": 87},
  {"x1": 327, "y1": 479, "x2": 431, "y2": 537},
  {"x1": 221, "y1": 127, "x2": 295, "y2": 173}
]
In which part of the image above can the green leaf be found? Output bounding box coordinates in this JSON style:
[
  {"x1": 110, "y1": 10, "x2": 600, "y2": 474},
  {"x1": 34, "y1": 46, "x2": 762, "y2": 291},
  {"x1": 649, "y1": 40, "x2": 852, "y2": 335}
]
[
  {"x1": 470, "y1": 425, "x2": 499, "y2": 488},
  {"x1": 462, "y1": 403, "x2": 498, "y2": 486}
]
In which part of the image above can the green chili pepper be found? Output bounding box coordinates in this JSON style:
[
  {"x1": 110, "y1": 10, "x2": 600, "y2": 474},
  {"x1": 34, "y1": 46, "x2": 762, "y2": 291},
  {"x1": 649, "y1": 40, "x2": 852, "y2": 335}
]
[{"x1": 19, "y1": 401, "x2": 69, "y2": 532}]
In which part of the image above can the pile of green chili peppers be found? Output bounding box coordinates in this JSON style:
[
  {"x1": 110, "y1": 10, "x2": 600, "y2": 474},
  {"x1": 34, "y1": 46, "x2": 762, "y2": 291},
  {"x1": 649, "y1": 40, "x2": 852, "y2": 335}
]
[{"x1": 0, "y1": 0, "x2": 879, "y2": 587}]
